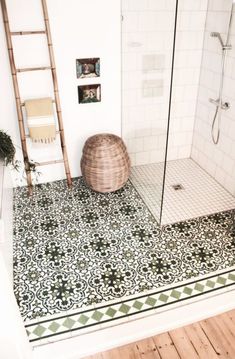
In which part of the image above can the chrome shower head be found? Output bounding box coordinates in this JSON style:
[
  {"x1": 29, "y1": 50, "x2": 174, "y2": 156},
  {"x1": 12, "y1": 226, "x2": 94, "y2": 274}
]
[{"x1": 211, "y1": 32, "x2": 220, "y2": 37}]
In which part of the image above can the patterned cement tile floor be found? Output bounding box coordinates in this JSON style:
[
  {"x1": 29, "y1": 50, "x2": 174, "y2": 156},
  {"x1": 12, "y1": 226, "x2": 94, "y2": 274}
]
[{"x1": 13, "y1": 177, "x2": 235, "y2": 327}]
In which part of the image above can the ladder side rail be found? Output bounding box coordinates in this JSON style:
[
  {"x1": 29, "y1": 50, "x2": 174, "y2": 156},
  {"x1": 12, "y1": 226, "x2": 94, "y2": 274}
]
[
  {"x1": 0, "y1": 0, "x2": 33, "y2": 192},
  {"x1": 41, "y1": 0, "x2": 72, "y2": 186}
]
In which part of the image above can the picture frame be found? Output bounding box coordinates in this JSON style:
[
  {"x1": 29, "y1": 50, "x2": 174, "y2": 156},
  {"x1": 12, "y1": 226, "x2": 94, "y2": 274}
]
[
  {"x1": 76, "y1": 58, "x2": 100, "y2": 79},
  {"x1": 78, "y1": 84, "x2": 101, "y2": 104}
]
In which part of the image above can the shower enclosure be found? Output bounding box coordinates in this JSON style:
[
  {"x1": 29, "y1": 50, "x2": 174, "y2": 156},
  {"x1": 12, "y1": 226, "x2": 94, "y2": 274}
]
[
  {"x1": 122, "y1": 0, "x2": 235, "y2": 225},
  {"x1": 121, "y1": 0, "x2": 178, "y2": 223}
]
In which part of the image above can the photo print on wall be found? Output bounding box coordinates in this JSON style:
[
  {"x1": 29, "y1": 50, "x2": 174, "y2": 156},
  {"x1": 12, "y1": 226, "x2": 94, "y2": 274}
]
[
  {"x1": 76, "y1": 58, "x2": 100, "y2": 78},
  {"x1": 78, "y1": 84, "x2": 101, "y2": 104}
]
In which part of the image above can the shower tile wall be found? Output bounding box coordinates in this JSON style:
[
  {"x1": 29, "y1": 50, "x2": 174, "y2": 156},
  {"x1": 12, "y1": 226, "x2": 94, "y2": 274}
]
[
  {"x1": 122, "y1": 0, "x2": 174, "y2": 166},
  {"x1": 191, "y1": 0, "x2": 235, "y2": 196},
  {"x1": 168, "y1": 1, "x2": 208, "y2": 160},
  {"x1": 122, "y1": 0, "x2": 208, "y2": 166}
]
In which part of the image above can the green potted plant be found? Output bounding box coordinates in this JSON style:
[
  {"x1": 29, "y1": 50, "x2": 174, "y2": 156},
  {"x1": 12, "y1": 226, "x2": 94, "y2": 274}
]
[
  {"x1": 0, "y1": 129, "x2": 40, "y2": 184},
  {"x1": 0, "y1": 130, "x2": 17, "y2": 168}
]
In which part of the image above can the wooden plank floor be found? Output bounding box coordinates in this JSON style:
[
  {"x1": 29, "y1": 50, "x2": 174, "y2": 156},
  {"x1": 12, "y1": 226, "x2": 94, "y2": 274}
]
[{"x1": 83, "y1": 310, "x2": 235, "y2": 359}]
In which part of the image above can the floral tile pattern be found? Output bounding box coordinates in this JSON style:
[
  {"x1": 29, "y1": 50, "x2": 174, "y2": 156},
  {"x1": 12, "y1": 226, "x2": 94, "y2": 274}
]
[{"x1": 13, "y1": 178, "x2": 235, "y2": 344}]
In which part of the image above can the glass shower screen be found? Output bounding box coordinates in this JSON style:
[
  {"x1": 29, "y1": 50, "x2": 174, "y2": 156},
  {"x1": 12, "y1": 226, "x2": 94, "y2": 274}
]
[{"x1": 121, "y1": 0, "x2": 178, "y2": 224}]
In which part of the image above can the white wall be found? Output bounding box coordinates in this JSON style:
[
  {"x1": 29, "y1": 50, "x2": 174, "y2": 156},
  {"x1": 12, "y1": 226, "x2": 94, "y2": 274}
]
[
  {"x1": 0, "y1": 250, "x2": 32, "y2": 359},
  {"x1": 0, "y1": 0, "x2": 121, "y2": 185},
  {"x1": 0, "y1": 143, "x2": 27, "y2": 359},
  {"x1": 121, "y1": 0, "x2": 208, "y2": 166},
  {"x1": 191, "y1": 0, "x2": 235, "y2": 196},
  {"x1": 0, "y1": 165, "x2": 13, "y2": 282}
]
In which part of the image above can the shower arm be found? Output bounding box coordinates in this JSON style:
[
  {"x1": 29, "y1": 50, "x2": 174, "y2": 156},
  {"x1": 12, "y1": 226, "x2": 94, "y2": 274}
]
[
  {"x1": 210, "y1": 32, "x2": 232, "y2": 50},
  {"x1": 212, "y1": 32, "x2": 225, "y2": 47}
]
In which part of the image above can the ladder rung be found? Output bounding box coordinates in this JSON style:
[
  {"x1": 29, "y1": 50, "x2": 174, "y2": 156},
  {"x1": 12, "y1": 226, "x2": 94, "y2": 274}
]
[
  {"x1": 21, "y1": 100, "x2": 55, "y2": 107},
  {"x1": 37, "y1": 159, "x2": 64, "y2": 166},
  {"x1": 16, "y1": 66, "x2": 52, "y2": 73},
  {"x1": 10, "y1": 30, "x2": 46, "y2": 36},
  {"x1": 25, "y1": 130, "x2": 60, "y2": 138}
]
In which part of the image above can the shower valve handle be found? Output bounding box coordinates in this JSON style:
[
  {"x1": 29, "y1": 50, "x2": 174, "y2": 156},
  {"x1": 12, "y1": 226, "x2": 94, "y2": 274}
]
[{"x1": 223, "y1": 102, "x2": 230, "y2": 110}]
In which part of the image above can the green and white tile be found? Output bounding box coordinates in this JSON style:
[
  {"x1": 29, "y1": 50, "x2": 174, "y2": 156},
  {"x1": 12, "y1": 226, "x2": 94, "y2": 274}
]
[{"x1": 13, "y1": 177, "x2": 235, "y2": 345}]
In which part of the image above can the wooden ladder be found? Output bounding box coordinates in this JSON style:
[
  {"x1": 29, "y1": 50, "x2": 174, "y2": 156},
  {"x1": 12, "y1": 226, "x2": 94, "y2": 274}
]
[{"x1": 0, "y1": 0, "x2": 72, "y2": 194}]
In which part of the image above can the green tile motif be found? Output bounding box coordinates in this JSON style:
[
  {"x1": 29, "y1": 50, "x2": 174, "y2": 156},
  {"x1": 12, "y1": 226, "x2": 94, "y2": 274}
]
[
  {"x1": 63, "y1": 318, "x2": 76, "y2": 329},
  {"x1": 145, "y1": 297, "x2": 157, "y2": 307},
  {"x1": 92, "y1": 310, "x2": 104, "y2": 322},
  {"x1": 133, "y1": 300, "x2": 144, "y2": 310},
  {"x1": 48, "y1": 321, "x2": 60, "y2": 333},
  {"x1": 119, "y1": 304, "x2": 131, "y2": 314},
  {"x1": 33, "y1": 325, "x2": 46, "y2": 337},
  {"x1": 158, "y1": 293, "x2": 169, "y2": 303},
  {"x1": 170, "y1": 289, "x2": 181, "y2": 299},
  {"x1": 217, "y1": 276, "x2": 227, "y2": 285},
  {"x1": 183, "y1": 287, "x2": 193, "y2": 295},
  {"x1": 78, "y1": 314, "x2": 89, "y2": 325},
  {"x1": 205, "y1": 280, "x2": 215, "y2": 288},
  {"x1": 228, "y1": 273, "x2": 235, "y2": 281},
  {"x1": 194, "y1": 283, "x2": 204, "y2": 292},
  {"x1": 105, "y1": 307, "x2": 117, "y2": 318}
]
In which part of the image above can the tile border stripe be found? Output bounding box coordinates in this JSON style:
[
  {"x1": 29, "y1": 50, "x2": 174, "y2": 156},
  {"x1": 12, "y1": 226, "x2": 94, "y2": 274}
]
[{"x1": 26, "y1": 269, "x2": 235, "y2": 343}]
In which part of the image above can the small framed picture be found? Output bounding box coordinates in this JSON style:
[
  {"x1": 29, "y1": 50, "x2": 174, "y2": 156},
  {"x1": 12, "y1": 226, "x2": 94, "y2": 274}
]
[
  {"x1": 76, "y1": 58, "x2": 100, "y2": 78},
  {"x1": 78, "y1": 84, "x2": 101, "y2": 104}
]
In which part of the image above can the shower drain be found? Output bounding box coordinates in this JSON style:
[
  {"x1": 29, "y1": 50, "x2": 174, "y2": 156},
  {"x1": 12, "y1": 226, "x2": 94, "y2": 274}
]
[{"x1": 171, "y1": 184, "x2": 184, "y2": 191}]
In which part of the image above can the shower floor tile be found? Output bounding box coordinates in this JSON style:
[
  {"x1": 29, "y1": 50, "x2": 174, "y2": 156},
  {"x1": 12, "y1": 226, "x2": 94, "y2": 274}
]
[
  {"x1": 130, "y1": 158, "x2": 235, "y2": 225},
  {"x1": 13, "y1": 177, "x2": 235, "y2": 344}
]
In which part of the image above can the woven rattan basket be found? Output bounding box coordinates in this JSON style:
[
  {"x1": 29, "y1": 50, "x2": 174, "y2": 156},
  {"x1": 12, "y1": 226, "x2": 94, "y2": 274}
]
[{"x1": 81, "y1": 133, "x2": 131, "y2": 193}]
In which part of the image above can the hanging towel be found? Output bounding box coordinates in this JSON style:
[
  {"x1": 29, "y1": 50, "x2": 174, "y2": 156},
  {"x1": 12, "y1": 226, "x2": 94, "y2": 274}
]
[{"x1": 25, "y1": 97, "x2": 56, "y2": 143}]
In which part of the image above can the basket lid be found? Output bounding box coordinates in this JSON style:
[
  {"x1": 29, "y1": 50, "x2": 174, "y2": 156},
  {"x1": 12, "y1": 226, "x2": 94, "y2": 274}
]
[{"x1": 84, "y1": 133, "x2": 123, "y2": 149}]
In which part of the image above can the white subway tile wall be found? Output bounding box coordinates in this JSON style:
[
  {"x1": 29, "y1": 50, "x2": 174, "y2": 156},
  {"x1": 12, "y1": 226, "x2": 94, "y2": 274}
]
[
  {"x1": 191, "y1": 0, "x2": 235, "y2": 196},
  {"x1": 121, "y1": 0, "x2": 208, "y2": 166}
]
